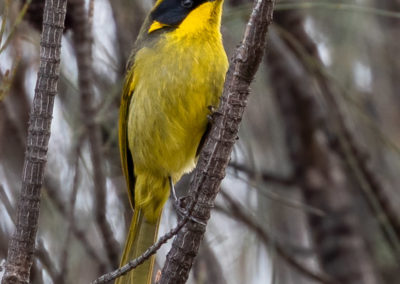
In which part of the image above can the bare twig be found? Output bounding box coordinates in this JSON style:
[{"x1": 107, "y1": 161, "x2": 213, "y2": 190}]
[
  {"x1": 159, "y1": 0, "x2": 275, "y2": 283},
  {"x1": 0, "y1": 0, "x2": 10, "y2": 48},
  {"x1": 267, "y1": 27, "x2": 380, "y2": 284},
  {"x1": 229, "y1": 162, "x2": 296, "y2": 186},
  {"x1": 192, "y1": 240, "x2": 228, "y2": 284},
  {"x1": 88, "y1": 0, "x2": 95, "y2": 27},
  {"x1": 56, "y1": 137, "x2": 83, "y2": 283},
  {"x1": 0, "y1": 185, "x2": 15, "y2": 224},
  {"x1": 69, "y1": 0, "x2": 120, "y2": 268},
  {"x1": 0, "y1": 0, "x2": 31, "y2": 54},
  {"x1": 276, "y1": 8, "x2": 400, "y2": 258},
  {"x1": 230, "y1": 171, "x2": 326, "y2": 216},
  {"x1": 0, "y1": 187, "x2": 57, "y2": 283},
  {"x1": 44, "y1": 177, "x2": 108, "y2": 272},
  {"x1": 219, "y1": 191, "x2": 337, "y2": 284},
  {"x1": 2, "y1": 0, "x2": 67, "y2": 282},
  {"x1": 91, "y1": 211, "x2": 188, "y2": 284},
  {"x1": 36, "y1": 240, "x2": 59, "y2": 282},
  {"x1": 108, "y1": 0, "x2": 145, "y2": 73},
  {"x1": 91, "y1": 177, "x2": 204, "y2": 283}
]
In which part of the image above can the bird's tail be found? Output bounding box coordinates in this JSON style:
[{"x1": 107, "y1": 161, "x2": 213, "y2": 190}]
[{"x1": 115, "y1": 208, "x2": 161, "y2": 284}]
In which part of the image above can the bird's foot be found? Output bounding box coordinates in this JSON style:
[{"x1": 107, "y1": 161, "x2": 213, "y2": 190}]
[
  {"x1": 173, "y1": 196, "x2": 207, "y2": 226},
  {"x1": 169, "y1": 176, "x2": 207, "y2": 226},
  {"x1": 169, "y1": 176, "x2": 178, "y2": 201},
  {"x1": 207, "y1": 105, "x2": 222, "y2": 124}
]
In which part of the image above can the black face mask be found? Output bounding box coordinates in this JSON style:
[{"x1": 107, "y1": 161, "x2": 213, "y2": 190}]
[{"x1": 151, "y1": 0, "x2": 209, "y2": 26}]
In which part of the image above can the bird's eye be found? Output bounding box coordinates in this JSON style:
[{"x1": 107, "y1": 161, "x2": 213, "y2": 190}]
[{"x1": 181, "y1": 0, "x2": 194, "y2": 8}]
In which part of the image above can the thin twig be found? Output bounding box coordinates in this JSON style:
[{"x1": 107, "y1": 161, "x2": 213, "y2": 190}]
[
  {"x1": 44, "y1": 177, "x2": 108, "y2": 272},
  {"x1": 0, "y1": 0, "x2": 10, "y2": 48},
  {"x1": 0, "y1": 185, "x2": 15, "y2": 224},
  {"x1": 56, "y1": 137, "x2": 83, "y2": 283},
  {"x1": 219, "y1": 191, "x2": 337, "y2": 284},
  {"x1": 36, "y1": 240, "x2": 59, "y2": 282},
  {"x1": 0, "y1": 0, "x2": 32, "y2": 54},
  {"x1": 69, "y1": 0, "x2": 120, "y2": 268},
  {"x1": 0, "y1": 186, "x2": 58, "y2": 283},
  {"x1": 276, "y1": 9, "x2": 400, "y2": 258},
  {"x1": 91, "y1": 213, "x2": 188, "y2": 284},
  {"x1": 233, "y1": 174, "x2": 326, "y2": 217},
  {"x1": 229, "y1": 162, "x2": 296, "y2": 186},
  {"x1": 91, "y1": 178, "x2": 203, "y2": 283},
  {"x1": 88, "y1": 0, "x2": 95, "y2": 27},
  {"x1": 267, "y1": 25, "x2": 380, "y2": 283}
]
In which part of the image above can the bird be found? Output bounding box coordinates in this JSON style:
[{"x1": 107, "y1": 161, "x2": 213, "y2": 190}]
[{"x1": 117, "y1": 0, "x2": 228, "y2": 282}]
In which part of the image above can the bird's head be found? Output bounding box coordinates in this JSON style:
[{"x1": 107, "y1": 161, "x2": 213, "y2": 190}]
[{"x1": 148, "y1": 0, "x2": 224, "y2": 34}]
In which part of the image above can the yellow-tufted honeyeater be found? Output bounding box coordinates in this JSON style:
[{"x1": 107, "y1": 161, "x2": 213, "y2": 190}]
[{"x1": 117, "y1": 0, "x2": 228, "y2": 282}]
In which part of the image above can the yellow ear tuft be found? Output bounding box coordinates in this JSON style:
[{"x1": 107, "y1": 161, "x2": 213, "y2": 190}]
[{"x1": 148, "y1": 21, "x2": 170, "y2": 33}]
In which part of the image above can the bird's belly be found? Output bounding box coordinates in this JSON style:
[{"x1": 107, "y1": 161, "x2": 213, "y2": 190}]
[
  {"x1": 128, "y1": 83, "x2": 215, "y2": 180},
  {"x1": 127, "y1": 36, "x2": 227, "y2": 180}
]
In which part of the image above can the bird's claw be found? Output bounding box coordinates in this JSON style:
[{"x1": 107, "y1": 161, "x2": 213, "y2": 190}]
[
  {"x1": 173, "y1": 196, "x2": 206, "y2": 226},
  {"x1": 207, "y1": 105, "x2": 222, "y2": 124}
]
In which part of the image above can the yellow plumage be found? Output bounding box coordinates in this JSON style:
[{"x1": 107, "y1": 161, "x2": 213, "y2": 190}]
[{"x1": 117, "y1": 0, "x2": 228, "y2": 283}]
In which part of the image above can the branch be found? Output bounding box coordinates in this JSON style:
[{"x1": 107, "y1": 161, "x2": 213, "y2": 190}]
[
  {"x1": 2, "y1": 0, "x2": 67, "y2": 283},
  {"x1": 0, "y1": 185, "x2": 15, "y2": 224},
  {"x1": 219, "y1": 191, "x2": 337, "y2": 284},
  {"x1": 0, "y1": 186, "x2": 57, "y2": 283},
  {"x1": 56, "y1": 137, "x2": 83, "y2": 283},
  {"x1": 69, "y1": 0, "x2": 120, "y2": 268},
  {"x1": 91, "y1": 179, "x2": 203, "y2": 283},
  {"x1": 44, "y1": 177, "x2": 108, "y2": 272},
  {"x1": 267, "y1": 27, "x2": 380, "y2": 284},
  {"x1": 276, "y1": 8, "x2": 400, "y2": 258},
  {"x1": 35, "y1": 240, "x2": 59, "y2": 282},
  {"x1": 229, "y1": 162, "x2": 296, "y2": 186},
  {"x1": 159, "y1": 0, "x2": 275, "y2": 283},
  {"x1": 91, "y1": 211, "x2": 187, "y2": 283},
  {"x1": 192, "y1": 240, "x2": 227, "y2": 284}
]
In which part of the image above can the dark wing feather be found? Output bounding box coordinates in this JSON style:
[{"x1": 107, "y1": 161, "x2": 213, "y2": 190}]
[{"x1": 119, "y1": 67, "x2": 136, "y2": 208}]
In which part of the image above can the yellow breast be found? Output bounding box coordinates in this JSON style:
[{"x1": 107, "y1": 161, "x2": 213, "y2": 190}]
[{"x1": 128, "y1": 17, "x2": 228, "y2": 181}]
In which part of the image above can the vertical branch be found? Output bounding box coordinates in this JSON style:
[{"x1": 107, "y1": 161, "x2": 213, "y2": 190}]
[
  {"x1": 267, "y1": 31, "x2": 380, "y2": 284},
  {"x1": 2, "y1": 0, "x2": 67, "y2": 283},
  {"x1": 218, "y1": 191, "x2": 335, "y2": 284},
  {"x1": 69, "y1": 0, "x2": 120, "y2": 268},
  {"x1": 192, "y1": 241, "x2": 228, "y2": 284},
  {"x1": 44, "y1": 177, "x2": 109, "y2": 272},
  {"x1": 276, "y1": 8, "x2": 400, "y2": 257},
  {"x1": 0, "y1": 185, "x2": 15, "y2": 224},
  {"x1": 159, "y1": 0, "x2": 275, "y2": 283},
  {"x1": 108, "y1": 0, "x2": 145, "y2": 74},
  {"x1": 56, "y1": 138, "x2": 82, "y2": 283}
]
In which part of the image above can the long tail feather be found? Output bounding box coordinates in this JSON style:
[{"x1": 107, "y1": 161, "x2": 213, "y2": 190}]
[{"x1": 116, "y1": 209, "x2": 161, "y2": 284}]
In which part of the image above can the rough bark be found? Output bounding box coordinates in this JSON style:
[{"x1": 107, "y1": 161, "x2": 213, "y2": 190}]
[
  {"x1": 267, "y1": 30, "x2": 380, "y2": 284},
  {"x1": 159, "y1": 0, "x2": 275, "y2": 283},
  {"x1": 2, "y1": 0, "x2": 67, "y2": 283},
  {"x1": 175, "y1": 175, "x2": 228, "y2": 284}
]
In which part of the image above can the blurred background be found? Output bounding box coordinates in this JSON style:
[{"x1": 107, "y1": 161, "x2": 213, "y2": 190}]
[{"x1": 1, "y1": 0, "x2": 400, "y2": 283}]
